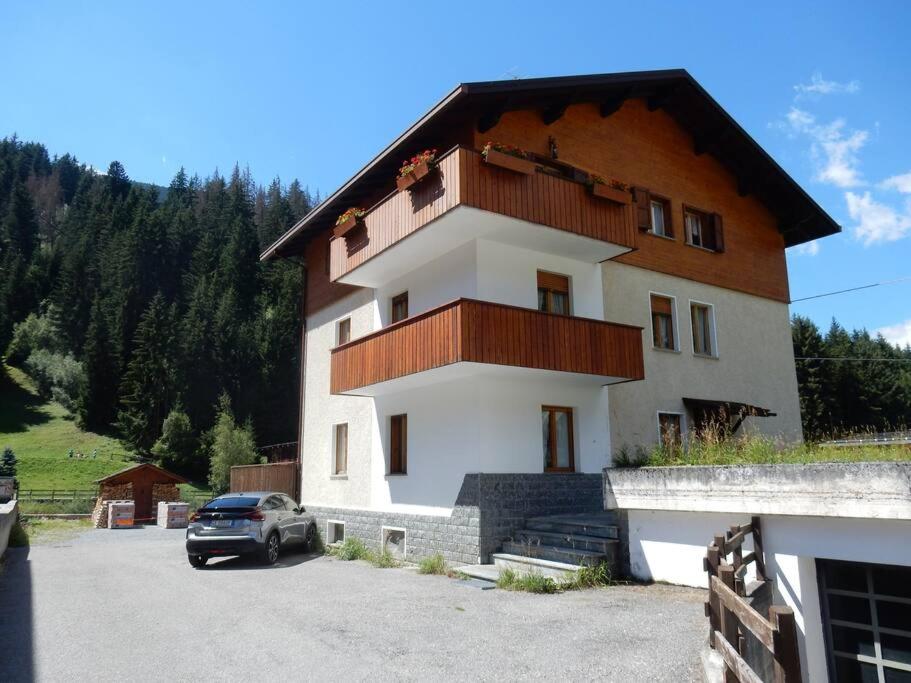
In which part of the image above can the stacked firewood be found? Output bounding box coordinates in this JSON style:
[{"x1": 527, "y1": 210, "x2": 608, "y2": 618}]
[{"x1": 91, "y1": 483, "x2": 134, "y2": 528}]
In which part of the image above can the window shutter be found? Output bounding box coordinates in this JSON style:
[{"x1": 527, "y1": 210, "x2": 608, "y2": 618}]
[
  {"x1": 713, "y1": 213, "x2": 725, "y2": 252},
  {"x1": 650, "y1": 294, "x2": 672, "y2": 316},
  {"x1": 634, "y1": 187, "x2": 652, "y2": 232}
]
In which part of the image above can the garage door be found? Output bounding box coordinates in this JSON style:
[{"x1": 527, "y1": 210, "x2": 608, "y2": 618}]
[{"x1": 818, "y1": 559, "x2": 911, "y2": 682}]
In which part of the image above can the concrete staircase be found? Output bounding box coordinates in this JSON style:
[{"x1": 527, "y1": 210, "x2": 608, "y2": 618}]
[{"x1": 455, "y1": 512, "x2": 621, "y2": 584}]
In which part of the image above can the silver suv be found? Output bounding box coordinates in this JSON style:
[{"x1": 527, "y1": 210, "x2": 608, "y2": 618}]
[{"x1": 186, "y1": 492, "x2": 316, "y2": 568}]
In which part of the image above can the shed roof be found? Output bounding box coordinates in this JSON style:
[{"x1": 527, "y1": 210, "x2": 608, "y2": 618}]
[
  {"x1": 95, "y1": 462, "x2": 188, "y2": 485},
  {"x1": 261, "y1": 69, "x2": 839, "y2": 261}
]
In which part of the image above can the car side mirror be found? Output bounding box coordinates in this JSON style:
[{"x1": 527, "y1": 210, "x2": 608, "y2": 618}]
[{"x1": 296, "y1": 506, "x2": 305, "y2": 514}]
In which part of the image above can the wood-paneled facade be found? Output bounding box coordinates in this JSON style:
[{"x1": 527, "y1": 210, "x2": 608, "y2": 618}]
[
  {"x1": 474, "y1": 99, "x2": 791, "y2": 302},
  {"x1": 330, "y1": 298, "x2": 644, "y2": 394},
  {"x1": 328, "y1": 147, "x2": 637, "y2": 285}
]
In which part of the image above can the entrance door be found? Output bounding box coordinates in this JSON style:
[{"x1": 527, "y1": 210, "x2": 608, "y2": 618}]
[
  {"x1": 542, "y1": 406, "x2": 574, "y2": 472},
  {"x1": 132, "y1": 480, "x2": 153, "y2": 522}
]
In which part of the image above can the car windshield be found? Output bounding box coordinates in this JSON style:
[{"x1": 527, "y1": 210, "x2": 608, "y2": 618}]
[{"x1": 201, "y1": 496, "x2": 261, "y2": 510}]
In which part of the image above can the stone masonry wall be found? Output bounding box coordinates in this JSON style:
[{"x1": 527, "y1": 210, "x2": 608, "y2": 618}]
[{"x1": 308, "y1": 473, "x2": 604, "y2": 565}]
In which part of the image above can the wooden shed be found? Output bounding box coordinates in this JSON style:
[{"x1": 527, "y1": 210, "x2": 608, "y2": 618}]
[{"x1": 95, "y1": 463, "x2": 187, "y2": 523}]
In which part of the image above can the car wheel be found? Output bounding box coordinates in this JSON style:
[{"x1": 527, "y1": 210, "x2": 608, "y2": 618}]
[
  {"x1": 303, "y1": 523, "x2": 315, "y2": 552},
  {"x1": 188, "y1": 554, "x2": 208, "y2": 568},
  {"x1": 261, "y1": 532, "x2": 280, "y2": 565}
]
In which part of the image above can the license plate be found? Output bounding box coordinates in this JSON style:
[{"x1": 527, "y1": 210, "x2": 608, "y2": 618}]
[{"x1": 211, "y1": 519, "x2": 233, "y2": 528}]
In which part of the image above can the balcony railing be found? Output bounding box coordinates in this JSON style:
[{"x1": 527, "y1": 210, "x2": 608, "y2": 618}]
[
  {"x1": 329, "y1": 146, "x2": 637, "y2": 283},
  {"x1": 330, "y1": 298, "x2": 644, "y2": 395}
]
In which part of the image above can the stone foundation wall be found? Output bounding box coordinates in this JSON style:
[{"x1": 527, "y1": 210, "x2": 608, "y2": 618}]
[{"x1": 308, "y1": 473, "x2": 604, "y2": 565}]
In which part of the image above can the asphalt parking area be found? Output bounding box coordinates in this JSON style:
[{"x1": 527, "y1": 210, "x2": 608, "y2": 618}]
[{"x1": 0, "y1": 526, "x2": 707, "y2": 681}]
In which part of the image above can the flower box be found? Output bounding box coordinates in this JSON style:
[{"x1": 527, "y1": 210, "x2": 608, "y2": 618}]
[
  {"x1": 591, "y1": 183, "x2": 631, "y2": 205},
  {"x1": 333, "y1": 216, "x2": 361, "y2": 238},
  {"x1": 484, "y1": 149, "x2": 536, "y2": 175},
  {"x1": 396, "y1": 160, "x2": 431, "y2": 192}
]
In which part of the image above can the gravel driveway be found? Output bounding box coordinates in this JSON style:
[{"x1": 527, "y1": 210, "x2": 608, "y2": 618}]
[{"x1": 0, "y1": 526, "x2": 706, "y2": 681}]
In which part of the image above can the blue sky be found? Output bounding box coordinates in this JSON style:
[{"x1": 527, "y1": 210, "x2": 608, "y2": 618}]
[{"x1": 2, "y1": 2, "x2": 910, "y2": 344}]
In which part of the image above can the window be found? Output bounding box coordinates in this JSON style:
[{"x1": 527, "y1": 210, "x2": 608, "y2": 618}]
[
  {"x1": 261, "y1": 495, "x2": 282, "y2": 511},
  {"x1": 382, "y1": 527, "x2": 407, "y2": 559},
  {"x1": 685, "y1": 206, "x2": 724, "y2": 252},
  {"x1": 279, "y1": 495, "x2": 299, "y2": 511},
  {"x1": 389, "y1": 414, "x2": 407, "y2": 474},
  {"x1": 819, "y1": 559, "x2": 911, "y2": 681},
  {"x1": 327, "y1": 521, "x2": 345, "y2": 544},
  {"x1": 391, "y1": 292, "x2": 409, "y2": 323},
  {"x1": 650, "y1": 197, "x2": 673, "y2": 238},
  {"x1": 650, "y1": 294, "x2": 677, "y2": 351},
  {"x1": 690, "y1": 302, "x2": 716, "y2": 357},
  {"x1": 337, "y1": 317, "x2": 351, "y2": 345},
  {"x1": 333, "y1": 423, "x2": 348, "y2": 475},
  {"x1": 537, "y1": 271, "x2": 571, "y2": 315},
  {"x1": 657, "y1": 413, "x2": 682, "y2": 449},
  {"x1": 542, "y1": 406, "x2": 574, "y2": 472}
]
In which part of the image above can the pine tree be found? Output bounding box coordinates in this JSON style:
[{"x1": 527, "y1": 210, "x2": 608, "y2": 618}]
[
  {"x1": 0, "y1": 446, "x2": 17, "y2": 477},
  {"x1": 78, "y1": 296, "x2": 120, "y2": 430},
  {"x1": 117, "y1": 293, "x2": 177, "y2": 453}
]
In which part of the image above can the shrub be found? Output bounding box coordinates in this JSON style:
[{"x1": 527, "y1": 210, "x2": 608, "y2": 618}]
[
  {"x1": 5, "y1": 305, "x2": 64, "y2": 365},
  {"x1": 496, "y1": 568, "x2": 558, "y2": 593},
  {"x1": 330, "y1": 537, "x2": 369, "y2": 561},
  {"x1": 418, "y1": 553, "x2": 448, "y2": 575},
  {"x1": 152, "y1": 408, "x2": 199, "y2": 474},
  {"x1": 24, "y1": 349, "x2": 85, "y2": 412},
  {"x1": 369, "y1": 549, "x2": 400, "y2": 568},
  {"x1": 207, "y1": 394, "x2": 257, "y2": 493}
]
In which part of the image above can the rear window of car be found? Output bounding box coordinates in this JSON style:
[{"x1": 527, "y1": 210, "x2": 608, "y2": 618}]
[{"x1": 201, "y1": 496, "x2": 261, "y2": 510}]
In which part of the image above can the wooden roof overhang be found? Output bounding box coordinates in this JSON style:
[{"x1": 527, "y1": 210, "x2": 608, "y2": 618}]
[
  {"x1": 262, "y1": 70, "x2": 839, "y2": 261},
  {"x1": 95, "y1": 462, "x2": 188, "y2": 485}
]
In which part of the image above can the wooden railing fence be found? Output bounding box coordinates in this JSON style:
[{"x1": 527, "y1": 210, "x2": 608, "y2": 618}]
[{"x1": 704, "y1": 516, "x2": 802, "y2": 683}]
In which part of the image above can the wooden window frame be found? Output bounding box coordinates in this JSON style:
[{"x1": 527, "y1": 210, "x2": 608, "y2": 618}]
[
  {"x1": 388, "y1": 414, "x2": 407, "y2": 475},
  {"x1": 657, "y1": 411, "x2": 684, "y2": 449},
  {"x1": 332, "y1": 423, "x2": 348, "y2": 476},
  {"x1": 390, "y1": 292, "x2": 409, "y2": 324},
  {"x1": 649, "y1": 292, "x2": 678, "y2": 352},
  {"x1": 537, "y1": 270, "x2": 571, "y2": 315},
  {"x1": 649, "y1": 195, "x2": 673, "y2": 239},
  {"x1": 542, "y1": 405, "x2": 575, "y2": 473},
  {"x1": 684, "y1": 205, "x2": 724, "y2": 252},
  {"x1": 689, "y1": 300, "x2": 718, "y2": 358},
  {"x1": 336, "y1": 317, "x2": 351, "y2": 346}
]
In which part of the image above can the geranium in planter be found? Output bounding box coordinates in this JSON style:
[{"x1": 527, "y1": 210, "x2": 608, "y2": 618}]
[
  {"x1": 481, "y1": 141, "x2": 537, "y2": 175},
  {"x1": 588, "y1": 174, "x2": 631, "y2": 205},
  {"x1": 334, "y1": 207, "x2": 367, "y2": 238},
  {"x1": 396, "y1": 149, "x2": 437, "y2": 192}
]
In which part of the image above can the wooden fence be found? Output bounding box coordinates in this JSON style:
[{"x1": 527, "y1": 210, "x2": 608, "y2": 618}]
[
  {"x1": 16, "y1": 489, "x2": 96, "y2": 501},
  {"x1": 705, "y1": 517, "x2": 802, "y2": 682},
  {"x1": 230, "y1": 461, "x2": 299, "y2": 500}
]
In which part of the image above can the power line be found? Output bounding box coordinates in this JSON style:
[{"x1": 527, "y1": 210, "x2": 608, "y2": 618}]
[
  {"x1": 791, "y1": 275, "x2": 911, "y2": 303},
  {"x1": 795, "y1": 357, "x2": 911, "y2": 363}
]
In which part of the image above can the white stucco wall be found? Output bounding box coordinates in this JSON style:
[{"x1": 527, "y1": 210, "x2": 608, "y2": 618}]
[
  {"x1": 301, "y1": 237, "x2": 612, "y2": 515},
  {"x1": 626, "y1": 508, "x2": 911, "y2": 682},
  {"x1": 602, "y1": 261, "x2": 803, "y2": 450}
]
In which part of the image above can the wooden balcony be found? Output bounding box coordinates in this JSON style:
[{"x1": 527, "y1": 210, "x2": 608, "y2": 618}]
[
  {"x1": 330, "y1": 299, "x2": 644, "y2": 395},
  {"x1": 329, "y1": 147, "x2": 637, "y2": 286}
]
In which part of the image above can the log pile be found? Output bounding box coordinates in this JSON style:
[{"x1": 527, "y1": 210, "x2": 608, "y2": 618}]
[
  {"x1": 91, "y1": 483, "x2": 134, "y2": 528},
  {"x1": 151, "y1": 482, "x2": 181, "y2": 509}
]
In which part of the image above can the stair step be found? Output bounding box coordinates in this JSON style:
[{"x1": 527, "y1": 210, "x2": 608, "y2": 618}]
[
  {"x1": 492, "y1": 553, "x2": 582, "y2": 580},
  {"x1": 501, "y1": 541, "x2": 608, "y2": 567},
  {"x1": 524, "y1": 517, "x2": 619, "y2": 539},
  {"x1": 515, "y1": 529, "x2": 619, "y2": 553},
  {"x1": 453, "y1": 564, "x2": 500, "y2": 583}
]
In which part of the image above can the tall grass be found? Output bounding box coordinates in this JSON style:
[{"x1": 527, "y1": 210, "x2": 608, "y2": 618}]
[{"x1": 614, "y1": 423, "x2": 910, "y2": 468}]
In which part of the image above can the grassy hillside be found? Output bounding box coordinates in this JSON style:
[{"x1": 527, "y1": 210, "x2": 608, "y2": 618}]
[{"x1": 0, "y1": 363, "x2": 135, "y2": 490}]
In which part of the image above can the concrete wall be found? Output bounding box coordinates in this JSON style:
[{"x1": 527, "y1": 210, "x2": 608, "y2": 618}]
[
  {"x1": 609, "y1": 464, "x2": 911, "y2": 681},
  {"x1": 602, "y1": 260, "x2": 803, "y2": 449},
  {"x1": 0, "y1": 500, "x2": 19, "y2": 559},
  {"x1": 624, "y1": 508, "x2": 911, "y2": 682}
]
